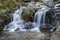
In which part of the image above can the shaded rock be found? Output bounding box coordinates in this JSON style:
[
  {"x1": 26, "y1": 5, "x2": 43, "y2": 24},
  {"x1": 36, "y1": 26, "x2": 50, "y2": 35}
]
[
  {"x1": 40, "y1": 24, "x2": 53, "y2": 32},
  {"x1": 21, "y1": 13, "x2": 33, "y2": 22},
  {"x1": 0, "y1": 13, "x2": 11, "y2": 31},
  {"x1": 24, "y1": 22, "x2": 34, "y2": 29}
]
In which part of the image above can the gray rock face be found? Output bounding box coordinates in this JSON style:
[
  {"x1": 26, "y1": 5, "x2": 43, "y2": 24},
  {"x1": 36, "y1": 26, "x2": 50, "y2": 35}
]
[{"x1": 0, "y1": 31, "x2": 46, "y2": 40}]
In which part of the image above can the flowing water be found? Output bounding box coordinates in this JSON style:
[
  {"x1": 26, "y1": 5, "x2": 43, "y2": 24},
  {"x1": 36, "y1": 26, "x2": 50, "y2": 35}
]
[
  {"x1": 0, "y1": 1, "x2": 60, "y2": 40},
  {"x1": 3, "y1": 8, "x2": 25, "y2": 32},
  {"x1": 3, "y1": 4, "x2": 50, "y2": 32},
  {"x1": 3, "y1": 1, "x2": 60, "y2": 32}
]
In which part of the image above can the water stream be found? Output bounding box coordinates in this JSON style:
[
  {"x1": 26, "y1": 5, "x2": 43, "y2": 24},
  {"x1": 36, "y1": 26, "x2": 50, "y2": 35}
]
[
  {"x1": 4, "y1": 5, "x2": 50, "y2": 32},
  {"x1": 3, "y1": 2, "x2": 60, "y2": 32}
]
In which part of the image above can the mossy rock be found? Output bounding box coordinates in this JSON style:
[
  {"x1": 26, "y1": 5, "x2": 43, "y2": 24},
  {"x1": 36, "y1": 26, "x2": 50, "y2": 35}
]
[
  {"x1": 22, "y1": 12, "x2": 33, "y2": 22},
  {"x1": 22, "y1": 8, "x2": 38, "y2": 22},
  {"x1": 29, "y1": 8, "x2": 38, "y2": 19},
  {"x1": 0, "y1": 26, "x2": 4, "y2": 31},
  {"x1": 29, "y1": 9, "x2": 35, "y2": 16}
]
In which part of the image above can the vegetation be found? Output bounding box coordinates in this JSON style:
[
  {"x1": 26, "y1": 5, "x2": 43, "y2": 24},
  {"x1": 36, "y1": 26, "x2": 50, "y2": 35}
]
[{"x1": 0, "y1": 0, "x2": 20, "y2": 13}]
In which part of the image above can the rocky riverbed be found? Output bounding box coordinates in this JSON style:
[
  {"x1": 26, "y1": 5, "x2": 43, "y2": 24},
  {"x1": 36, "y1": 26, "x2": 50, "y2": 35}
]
[
  {"x1": 0, "y1": 31, "x2": 59, "y2": 40},
  {"x1": 0, "y1": 24, "x2": 60, "y2": 40},
  {"x1": 0, "y1": 31, "x2": 46, "y2": 40}
]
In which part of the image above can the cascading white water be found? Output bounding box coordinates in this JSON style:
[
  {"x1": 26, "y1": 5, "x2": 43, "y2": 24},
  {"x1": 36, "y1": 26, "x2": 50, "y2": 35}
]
[
  {"x1": 29, "y1": 7, "x2": 50, "y2": 32},
  {"x1": 3, "y1": 8, "x2": 26, "y2": 32},
  {"x1": 29, "y1": 10, "x2": 44, "y2": 32},
  {"x1": 3, "y1": 3, "x2": 50, "y2": 32}
]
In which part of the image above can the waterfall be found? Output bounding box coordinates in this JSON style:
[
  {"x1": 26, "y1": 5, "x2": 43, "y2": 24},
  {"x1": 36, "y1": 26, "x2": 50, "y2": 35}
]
[
  {"x1": 29, "y1": 10, "x2": 44, "y2": 32},
  {"x1": 3, "y1": 3, "x2": 50, "y2": 32},
  {"x1": 29, "y1": 7, "x2": 50, "y2": 32},
  {"x1": 3, "y1": 8, "x2": 26, "y2": 32}
]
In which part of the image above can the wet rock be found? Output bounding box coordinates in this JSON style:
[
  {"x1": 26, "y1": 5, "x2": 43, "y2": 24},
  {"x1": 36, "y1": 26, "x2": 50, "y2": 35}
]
[
  {"x1": 0, "y1": 13, "x2": 11, "y2": 31},
  {"x1": 24, "y1": 22, "x2": 34, "y2": 29},
  {"x1": 21, "y1": 13, "x2": 33, "y2": 22},
  {"x1": 40, "y1": 24, "x2": 53, "y2": 32}
]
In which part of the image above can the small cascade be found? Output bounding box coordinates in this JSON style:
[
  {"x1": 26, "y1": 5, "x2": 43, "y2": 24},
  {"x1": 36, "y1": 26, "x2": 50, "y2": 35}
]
[
  {"x1": 29, "y1": 7, "x2": 50, "y2": 32},
  {"x1": 4, "y1": 8, "x2": 25, "y2": 32},
  {"x1": 3, "y1": 2, "x2": 52, "y2": 32},
  {"x1": 29, "y1": 10, "x2": 44, "y2": 32}
]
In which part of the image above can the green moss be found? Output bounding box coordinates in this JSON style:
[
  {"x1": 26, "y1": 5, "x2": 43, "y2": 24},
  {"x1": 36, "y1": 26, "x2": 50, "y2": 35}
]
[
  {"x1": 0, "y1": 0, "x2": 20, "y2": 14},
  {"x1": 0, "y1": 19, "x2": 3, "y2": 22},
  {"x1": 0, "y1": 27, "x2": 3, "y2": 31}
]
